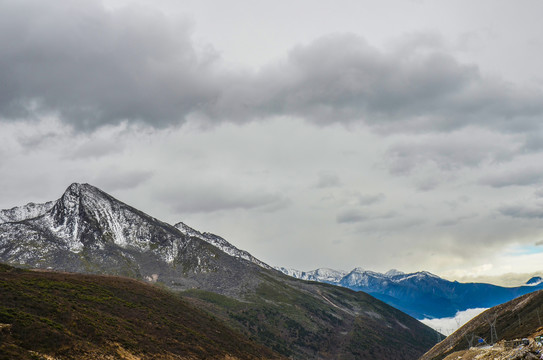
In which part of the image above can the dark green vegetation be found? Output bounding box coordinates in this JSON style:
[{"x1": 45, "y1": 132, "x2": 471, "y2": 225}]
[
  {"x1": 0, "y1": 263, "x2": 282, "y2": 360},
  {"x1": 420, "y1": 289, "x2": 543, "y2": 360},
  {"x1": 182, "y1": 273, "x2": 438, "y2": 360}
]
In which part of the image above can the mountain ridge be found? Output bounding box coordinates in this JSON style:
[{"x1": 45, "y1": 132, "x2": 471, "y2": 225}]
[
  {"x1": 420, "y1": 289, "x2": 543, "y2": 360},
  {"x1": 277, "y1": 267, "x2": 543, "y2": 319},
  {"x1": 0, "y1": 183, "x2": 438, "y2": 359}
]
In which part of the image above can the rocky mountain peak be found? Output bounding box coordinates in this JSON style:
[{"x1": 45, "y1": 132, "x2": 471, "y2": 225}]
[
  {"x1": 57, "y1": 183, "x2": 106, "y2": 207},
  {"x1": 54, "y1": 183, "x2": 83, "y2": 214},
  {"x1": 52, "y1": 183, "x2": 105, "y2": 219}
]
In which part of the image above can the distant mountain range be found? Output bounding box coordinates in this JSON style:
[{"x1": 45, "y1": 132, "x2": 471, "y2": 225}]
[
  {"x1": 0, "y1": 183, "x2": 437, "y2": 359},
  {"x1": 276, "y1": 267, "x2": 543, "y2": 319}
]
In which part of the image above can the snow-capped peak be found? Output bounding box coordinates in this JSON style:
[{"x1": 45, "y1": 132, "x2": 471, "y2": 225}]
[
  {"x1": 274, "y1": 267, "x2": 347, "y2": 283},
  {"x1": 385, "y1": 269, "x2": 405, "y2": 276},
  {"x1": 278, "y1": 265, "x2": 444, "y2": 290}
]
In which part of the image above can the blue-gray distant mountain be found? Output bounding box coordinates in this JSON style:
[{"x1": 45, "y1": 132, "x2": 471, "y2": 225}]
[{"x1": 276, "y1": 267, "x2": 543, "y2": 319}]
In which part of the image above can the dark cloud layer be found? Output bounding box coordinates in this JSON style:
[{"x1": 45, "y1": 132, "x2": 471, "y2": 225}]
[
  {"x1": 387, "y1": 132, "x2": 516, "y2": 175},
  {"x1": 2, "y1": 0, "x2": 543, "y2": 134},
  {"x1": 480, "y1": 168, "x2": 543, "y2": 188},
  {"x1": 358, "y1": 193, "x2": 385, "y2": 206},
  {"x1": 0, "y1": 0, "x2": 219, "y2": 130},
  {"x1": 499, "y1": 204, "x2": 543, "y2": 219},
  {"x1": 159, "y1": 184, "x2": 290, "y2": 214},
  {"x1": 316, "y1": 172, "x2": 341, "y2": 188}
]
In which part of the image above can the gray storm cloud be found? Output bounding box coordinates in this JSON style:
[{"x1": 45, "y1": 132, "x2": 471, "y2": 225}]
[
  {"x1": 157, "y1": 183, "x2": 290, "y2": 214},
  {"x1": 2, "y1": 0, "x2": 543, "y2": 134},
  {"x1": 499, "y1": 204, "x2": 543, "y2": 219},
  {"x1": 480, "y1": 168, "x2": 543, "y2": 188},
  {"x1": 0, "y1": 0, "x2": 220, "y2": 130}
]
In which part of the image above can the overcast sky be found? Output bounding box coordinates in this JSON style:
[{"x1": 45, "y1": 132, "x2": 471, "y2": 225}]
[{"x1": 2, "y1": 0, "x2": 543, "y2": 282}]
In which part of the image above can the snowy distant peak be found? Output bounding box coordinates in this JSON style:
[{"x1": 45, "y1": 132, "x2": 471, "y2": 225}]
[
  {"x1": 274, "y1": 267, "x2": 347, "y2": 283},
  {"x1": 526, "y1": 276, "x2": 543, "y2": 286},
  {"x1": 306, "y1": 268, "x2": 348, "y2": 282},
  {"x1": 278, "y1": 266, "x2": 443, "y2": 288},
  {"x1": 173, "y1": 222, "x2": 272, "y2": 270},
  {"x1": 345, "y1": 268, "x2": 383, "y2": 278},
  {"x1": 417, "y1": 271, "x2": 440, "y2": 279},
  {"x1": 0, "y1": 201, "x2": 56, "y2": 224},
  {"x1": 385, "y1": 269, "x2": 405, "y2": 276},
  {"x1": 312, "y1": 267, "x2": 348, "y2": 279},
  {"x1": 275, "y1": 267, "x2": 305, "y2": 279}
]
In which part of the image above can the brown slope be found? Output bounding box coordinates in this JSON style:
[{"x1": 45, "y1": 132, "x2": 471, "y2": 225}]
[
  {"x1": 183, "y1": 273, "x2": 438, "y2": 360},
  {"x1": 420, "y1": 289, "x2": 543, "y2": 360},
  {"x1": 0, "y1": 263, "x2": 283, "y2": 360}
]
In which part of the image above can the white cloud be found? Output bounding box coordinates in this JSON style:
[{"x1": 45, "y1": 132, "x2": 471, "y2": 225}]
[{"x1": 421, "y1": 308, "x2": 488, "y2": 336}]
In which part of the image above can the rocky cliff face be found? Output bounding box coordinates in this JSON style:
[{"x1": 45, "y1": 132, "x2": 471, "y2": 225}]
[{"x1": 0, "y1": 183, "x2": 262, "y2": 295}]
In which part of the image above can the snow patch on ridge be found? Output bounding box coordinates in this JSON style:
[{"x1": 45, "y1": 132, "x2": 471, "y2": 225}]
[
  {"x1": 278, "y1": 266, "x2": 440, "y2": 288},
  {"x1": 0, "y1": 201, "x2": 56, "y2": 224},
  {"x1": 274, "y1": 267, "x2": 347, "y2": 283},
  {"x1": 175, "y1": 222, "x2": 272, "y2": 270}
]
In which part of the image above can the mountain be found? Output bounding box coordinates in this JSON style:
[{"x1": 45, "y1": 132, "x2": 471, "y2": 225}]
[
  {"x1": 0, "y1": 183, "x2": 438, "y2": 359},
  {"x1": 526, "y1": 276, "x2": 543, "y2": 286},
  {"x1": 0, "y1": 263, "x2": 281, "y2": 360},
  {"x1": 0, "y1": 183, "x2": 260, "y2": 297},
  {"x1": 175, "y1": 221, "x2": 272, "y2": 270},
  {"x1": 420, "y1": 289, "x2": 543, "y2": 360},
  {"x1": 278, "y1": 267, "x2": 543, "y2": 319}
]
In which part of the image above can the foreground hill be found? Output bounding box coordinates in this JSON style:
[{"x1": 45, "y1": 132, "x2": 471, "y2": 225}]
[
  {"x1": 278, "y1": 267, "x2": 543, "y2": 319},
  {"x1": 420, "y1": 289, "x2": 543, "y2": 360},
  {"x1": 0, "y1": 183, "x2": 437, "y2": 359},
  {"x1": 0, "y1": 263, "x2": 281, "y2": 360}
]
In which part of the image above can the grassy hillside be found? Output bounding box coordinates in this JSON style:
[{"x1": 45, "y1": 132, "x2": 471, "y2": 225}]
[
  {"x1": 421, "y1": 289, "x2": 543, "y2": 360},
  {"x1": 0, "y1": 263, "x2": 282, "y2": 360},
  {"x1": 183, "y1": 272, "x2": 438, "y2": 360}
]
